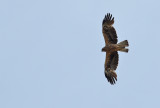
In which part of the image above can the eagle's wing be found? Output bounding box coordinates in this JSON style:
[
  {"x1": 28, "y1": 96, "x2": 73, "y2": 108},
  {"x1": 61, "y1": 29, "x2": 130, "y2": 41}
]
[
  {"x1": 105, "y1": 51, "x2": 119, "y2": 84},
  {"x1": 102, "y1": 13, "x2": 118, "y2": 44}
]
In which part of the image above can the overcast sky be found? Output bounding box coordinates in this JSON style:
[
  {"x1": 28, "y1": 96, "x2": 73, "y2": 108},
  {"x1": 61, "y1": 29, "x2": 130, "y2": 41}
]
[{"x1": 0, "y1": 0, "x2": 160, "y2": 108}]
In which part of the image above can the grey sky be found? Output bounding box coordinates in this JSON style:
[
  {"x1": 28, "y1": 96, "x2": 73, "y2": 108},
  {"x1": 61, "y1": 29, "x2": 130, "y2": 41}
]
[{"x1": 0, "y1": 0, "x2": 160, "y2": 108}]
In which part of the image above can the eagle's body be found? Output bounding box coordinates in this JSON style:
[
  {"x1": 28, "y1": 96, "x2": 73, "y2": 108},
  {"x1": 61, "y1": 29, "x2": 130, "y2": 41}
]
[
  {"x1": 102, "y1": 44, "x2": 118, "y2": 52},
  {"x1": 102, "y1": 13, "x2": 129, "y2": 85}
]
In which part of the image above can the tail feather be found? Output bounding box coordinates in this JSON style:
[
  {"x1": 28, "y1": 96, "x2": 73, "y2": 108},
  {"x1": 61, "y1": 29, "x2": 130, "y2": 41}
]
[
  {"x1": 120, "y1": 48, "x2": 129, "y2": 53},
  {"x1": 118, "y1": 40, "x2": 129, "y2": 47},
  {"x1": 118, "y1": 40, "x2": 129, "y2": 53}
]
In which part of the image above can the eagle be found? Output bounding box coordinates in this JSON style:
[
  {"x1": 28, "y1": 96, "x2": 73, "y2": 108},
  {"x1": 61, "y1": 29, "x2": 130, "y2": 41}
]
[{"x1": 102, "y1": 13, "x2": 129, "y2": 85}]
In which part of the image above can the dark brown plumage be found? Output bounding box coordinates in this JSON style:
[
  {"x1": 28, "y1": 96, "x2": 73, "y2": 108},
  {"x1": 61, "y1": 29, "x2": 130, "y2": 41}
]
[{"x1": 102, "y1": 13, "x2": 129, "y2": 85}]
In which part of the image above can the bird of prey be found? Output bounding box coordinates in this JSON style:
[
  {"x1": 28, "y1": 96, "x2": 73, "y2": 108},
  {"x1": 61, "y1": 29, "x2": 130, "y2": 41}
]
[{"x1": 102, "y1": 13, "x2": 129, "y2": 85}]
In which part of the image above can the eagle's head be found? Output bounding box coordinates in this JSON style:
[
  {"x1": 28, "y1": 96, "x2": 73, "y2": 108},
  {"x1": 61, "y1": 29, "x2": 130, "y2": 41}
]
[{"x1": 101, "y1": 47, "x2": 106, "y2": 52}]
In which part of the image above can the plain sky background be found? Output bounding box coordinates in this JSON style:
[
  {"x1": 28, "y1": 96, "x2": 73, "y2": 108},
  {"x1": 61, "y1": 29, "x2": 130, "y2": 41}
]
[{"x1": 0, "y1": 0, "x2": 160, "y2": 108}]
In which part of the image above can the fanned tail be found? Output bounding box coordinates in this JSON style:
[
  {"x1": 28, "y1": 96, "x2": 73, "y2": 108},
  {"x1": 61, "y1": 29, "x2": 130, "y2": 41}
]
[{"x1": 118, "y1": 40, "x2": 129, "y2": 53}]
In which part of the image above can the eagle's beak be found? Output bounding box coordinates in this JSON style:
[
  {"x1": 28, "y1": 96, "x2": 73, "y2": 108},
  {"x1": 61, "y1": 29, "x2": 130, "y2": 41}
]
[{"x1": 101, "y1": 48, "x2": 104, "y2": 52}]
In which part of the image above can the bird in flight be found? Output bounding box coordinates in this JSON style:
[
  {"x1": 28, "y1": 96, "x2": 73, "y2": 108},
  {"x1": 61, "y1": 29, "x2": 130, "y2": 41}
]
[{"x1": 102, "y1": 13, "x2": 129, "y2": 85}]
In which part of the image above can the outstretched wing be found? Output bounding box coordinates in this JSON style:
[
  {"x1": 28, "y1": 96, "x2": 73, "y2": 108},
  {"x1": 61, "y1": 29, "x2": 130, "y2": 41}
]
[
  {"x1": 102, "y1": 13, "x2": 118, "y2": 44},
  {"x1": 105, "y1": 51, "x2": 119, "y2": 84}
]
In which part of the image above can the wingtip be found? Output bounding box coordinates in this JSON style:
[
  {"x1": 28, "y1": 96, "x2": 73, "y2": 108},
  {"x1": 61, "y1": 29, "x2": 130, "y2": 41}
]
[
  {"x1": 105, "y1": 70, "x2": 117, "y2": 85},
  {"x1": 102, "y1": 13, "x2": 114, "y2": 26}
]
